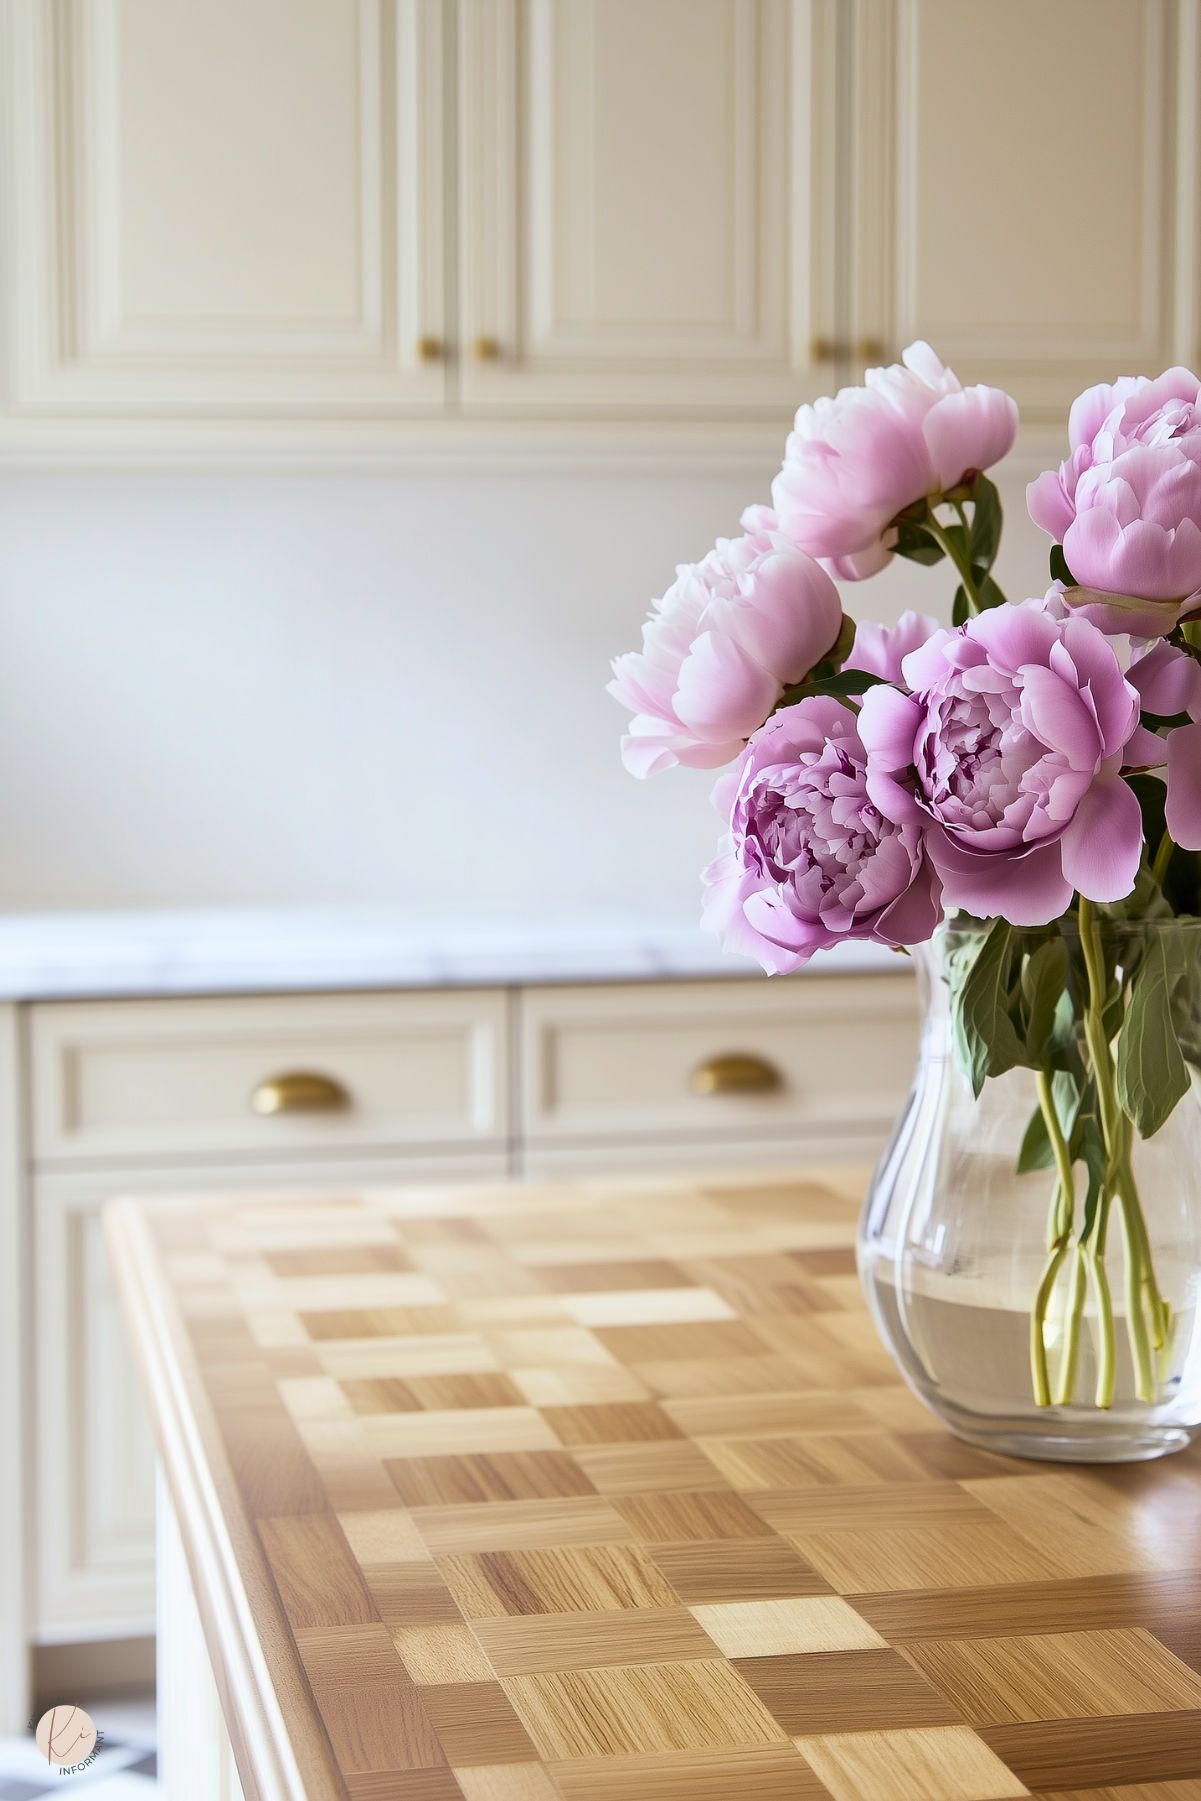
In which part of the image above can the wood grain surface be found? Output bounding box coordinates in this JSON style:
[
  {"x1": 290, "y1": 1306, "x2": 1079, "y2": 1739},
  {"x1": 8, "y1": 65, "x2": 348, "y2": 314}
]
[{"x1": 106, "y1": 1168, "x2": 1201, "y2": 1800}]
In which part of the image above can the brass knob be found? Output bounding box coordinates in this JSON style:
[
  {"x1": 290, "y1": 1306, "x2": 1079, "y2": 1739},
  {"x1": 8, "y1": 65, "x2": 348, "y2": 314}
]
[
  {"x1": 810, "y1": 336, "x2": 836, "y2": 362},
  {"x1": 417, "y1": 335, "x2": 444, "y2": 362},
  {"x1": 856, "y1": 336, "x2": 886, "y2": 362},
  {"x1": 250, "y1": 1071, "x2": 350, "y2": 1116},
  {"x1": 474, "y1": 336, "x2": 502, "y2": 361},
  {"x1": 690, "y1": 1052, "x2": 783, "y2": 1097}
]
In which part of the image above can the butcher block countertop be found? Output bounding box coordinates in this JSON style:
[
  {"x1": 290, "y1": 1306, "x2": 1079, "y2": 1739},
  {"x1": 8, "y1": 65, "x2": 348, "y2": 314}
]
[{"x1": 106, "y1": 1167, "x2": 1201, "y2": 1801}]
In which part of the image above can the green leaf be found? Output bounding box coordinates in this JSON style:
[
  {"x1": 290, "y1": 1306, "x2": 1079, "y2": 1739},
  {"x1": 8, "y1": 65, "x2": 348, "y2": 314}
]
[
  {"x1": 1128, "y1": 773, "x2": 1168, "y2": 851},
  {"x1": 1139, "y1": 709, "x2": 1191, "y2": 734},
  {"x1": 1017, "y1": 1104, "x2": 1053, "y2": 1173},
  {"x1": 1116, "y1": 932, "x2": 1190, "y2": 1137},
  {"x1": 827, "y1": 612, "x2": 857, "y2": 670},
  {"x1": 1054, "y1": 1067, "x2": 1084, "y2": 1138},
  {"x1": 951, "y1": 584, "x2": 970, "y2": 627},
  {"x1": 947, "y1": 919, "x2": 1026, "y2": 1097},
  {"x1": 972, "y1": 573, "x2": 1009, "y2": 611},
  {"x1": 968, "y1": 474, "x2": 1002, "y2": 573},
  {"x1": 777, "y1": 669, "x2": 888, "y2": 708},
  {"x1": 1049, "y1": 544, "x2": 1076, "y2": 587},
  {"x1": 1021, "y1": 938, "x2": 1068, "y2": 1058},
  {"x1": 894, "y1": 518, "x2": 944, "y2": 566}
]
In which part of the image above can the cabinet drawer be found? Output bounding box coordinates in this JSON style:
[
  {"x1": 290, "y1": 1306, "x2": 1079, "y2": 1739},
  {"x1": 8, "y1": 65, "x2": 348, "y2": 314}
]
[
  {"x1": 30, "y1": 992, "x2": 510, "y2": 1163},
  {"x1": 519, "y1": 976, "x2": 917, "y2": 1145}
]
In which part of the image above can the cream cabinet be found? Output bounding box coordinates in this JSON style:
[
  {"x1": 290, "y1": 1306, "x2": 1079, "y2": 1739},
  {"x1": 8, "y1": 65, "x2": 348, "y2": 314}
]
[
  {"x1": 3, "y1": 0, "x2": 448, "y2": 420},
  {"x1": 847, "y1": 0, "x2": 1194, "y2": 418},
  {"x1": 12, "y1": 971, "x2": 915, "y2": 1658},
  {"x1": 1, "y1": 0, "x2": 837, "y2": 447},
  {"x1": 519, "y1": 976, "x2": 915, "y2": 1160},
  {"x1": 3, "y1": 0, "x2": 1199, "y2": 452},
  {"x1": 456, "y1": 0, "x2": 838, "y2": 414}
]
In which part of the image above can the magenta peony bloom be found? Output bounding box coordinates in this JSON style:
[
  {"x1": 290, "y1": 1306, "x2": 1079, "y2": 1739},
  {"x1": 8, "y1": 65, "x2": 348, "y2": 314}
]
[
  {"x1": 846, "y1": 610, "x2": 939, "y2": 685},
  {"x1": 1027, "y1": 367, "x2": 1201, "y2": 636},
  {"x1": 702, "y1": 696, "x2": 942, "y2": 972},
  {"x1": 608, "y1": 526, "x2": 843, "y2": 778},
  {"x1": 859, "y1": 602, "x2": 1143, "y2": 926},
  {"x1": 1122, "y1": 641, "x2": 1201, "y2": 847},
  {"x1": 770, "y1": 342, "x2": 1017, "y2": 580}
]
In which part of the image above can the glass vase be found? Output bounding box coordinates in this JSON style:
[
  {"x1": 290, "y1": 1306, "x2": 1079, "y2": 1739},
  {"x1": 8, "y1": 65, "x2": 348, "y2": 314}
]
[{"x1": 859, "y1": 917, "x2": 1201, "y2": 1462}]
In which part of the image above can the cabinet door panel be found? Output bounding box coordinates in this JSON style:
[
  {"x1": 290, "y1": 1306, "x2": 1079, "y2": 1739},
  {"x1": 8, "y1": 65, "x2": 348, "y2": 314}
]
[
  {"x1": 6, "y1": 0, "x2": 446, "y2": 413},
  {"x1": 852, "y1": 0, "x2": 1181, "y2": 419},
  {"x1": 459, "y1": 0, "x2": 839, "y2": 412}
]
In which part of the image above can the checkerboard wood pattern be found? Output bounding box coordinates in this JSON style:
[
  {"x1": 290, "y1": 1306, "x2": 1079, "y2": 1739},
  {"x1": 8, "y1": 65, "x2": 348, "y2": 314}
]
[{"x1": 110, "y1": 1168, "x2": 1201, "y2": 1800}]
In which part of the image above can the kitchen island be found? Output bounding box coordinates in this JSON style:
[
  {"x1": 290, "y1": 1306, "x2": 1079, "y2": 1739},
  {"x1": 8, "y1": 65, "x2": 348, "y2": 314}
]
[{"x1": 106, "y1": 1167, "x2": 1201, "y2": 1800}]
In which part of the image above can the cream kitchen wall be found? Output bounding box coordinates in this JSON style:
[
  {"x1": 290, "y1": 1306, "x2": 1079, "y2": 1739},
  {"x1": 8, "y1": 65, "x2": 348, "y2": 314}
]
[{"x1": 0, "y1": 460, "x2": 1052, "y2": 916}]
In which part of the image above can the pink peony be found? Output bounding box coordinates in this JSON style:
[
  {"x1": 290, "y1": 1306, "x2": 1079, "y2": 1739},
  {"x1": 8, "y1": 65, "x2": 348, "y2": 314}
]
[
  {"x1": 1124, "y1": 640, "x2": 1201, "y2": 848},
  {"x1": 846, "y1": 610, "x2": 939, "y2": 685},
  {"x1": 1027, "y1": 367, "x2": 1201, "y2": 636},
  {"x1": 702, "y1": 696, "x2": 942, "y2": 972},
  {"x1": 770, "y1": 342, "x2": 1017, "y2": 579},
  {"x1": 859, "y1": 602, "x2": 1143, "y2": 926},
  {"x1": 608, "y1": 527, "x2": 842, "y2": 777}
]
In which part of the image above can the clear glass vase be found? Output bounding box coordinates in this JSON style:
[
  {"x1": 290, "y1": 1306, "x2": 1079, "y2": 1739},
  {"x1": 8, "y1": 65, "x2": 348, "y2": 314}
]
[{"x1": 859, "y1": 917, "x2": 1201, "y2": 1462}]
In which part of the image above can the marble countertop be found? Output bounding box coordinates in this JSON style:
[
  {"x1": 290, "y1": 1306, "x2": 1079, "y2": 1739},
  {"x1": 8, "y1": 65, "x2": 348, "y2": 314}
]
[{"x1": 0, "y1": 908, "x2": 907, "y2": 1000}]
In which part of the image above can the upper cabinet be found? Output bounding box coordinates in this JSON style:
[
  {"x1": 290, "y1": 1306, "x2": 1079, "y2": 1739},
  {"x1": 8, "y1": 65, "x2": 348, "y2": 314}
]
[
  {"x1": 457, "y1": 0, "x2": 837, "y2": 413},
  {"x1": 4, "y1": 0, "x2": 447, "y2": 417},
  {"x1": 1, "y1": 0, "x2": 1199, "y2": 458},
  {"x1": 848, "y1": 0, "x2": 1192, "y2": 418}
]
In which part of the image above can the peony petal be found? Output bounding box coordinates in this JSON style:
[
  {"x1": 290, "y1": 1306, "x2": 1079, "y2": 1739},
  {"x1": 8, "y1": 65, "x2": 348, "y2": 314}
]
[
  {"x1": 858, "y1": 685, "x2": 922, "y2": 774},
  {"x1": 1129, "y1": 641, "x2": 1201, "y2": 718},
  {"x1": 1027, "y1": 467, "x2": 1077, "y2": 541},
  {"x1": 673, "y1": 632, "x2": 780, "y2": 742},
  {"x1": 930, "y1": 831, "x2": 1074, "y2": 927},
  {"x1": 846, "y1": 611, "x2": 939, "y2": 685},
  {"x1": 1018, "y1": 664, "x2": 1104, "y2": 769},
  {"x1": 1124, "y1": 723, "x2": 1168, "y2": 769},
  {"x1": 819, "y1": 539, "x2": 895, "y2": 581},
  {"x1": 923, "y1": 385, "x2": 1018, "y2": 489},
  {"x1": 1058, "y1": 776, "x2": 1143, "y2": 902},
  {"x1": 729, "y1": 549, "x2": 843, "y2": 684},
  {"x1": 1166, "y1": 720, "x2": 1201, "y2": 850},
  {"x1": 875, "y1": 857, "x2": 943, "y2": 946}
]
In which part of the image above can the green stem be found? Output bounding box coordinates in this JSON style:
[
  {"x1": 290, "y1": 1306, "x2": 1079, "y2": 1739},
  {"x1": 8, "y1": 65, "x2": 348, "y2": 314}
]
[
  {"x1": 1077, "y1": 897, "x2": 1160, "y2": 1404},
  {"x1": 921, "y1": 513, "x2": 985, "y2": 614},
  {"x1": 1119, "y1": 1193, "x2": 1156, "y2": 1401},
  {"x1": 1055, "y1": 1247, "x2": 1088, "y2": 1406},
  {"x1": 1085, "y1": 1248, "x2": 1116, "y2": 1408},
  {"x1": 1030, "y1": 1239, "x2": 1070, "y2": 1409},
  {"x1": 1037, "y1": 1067, "x2": 1075, "y2": 1235},
  {"x1": 1153, "y1": 827, "x2": 1175, "y2": 885},
  {"x1": 1078, "y1": 899, "x2": 1121, "y2": 1153}
]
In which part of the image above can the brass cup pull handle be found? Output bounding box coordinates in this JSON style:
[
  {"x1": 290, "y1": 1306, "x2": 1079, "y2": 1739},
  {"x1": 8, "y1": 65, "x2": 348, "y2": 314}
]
[
  {"x1": 810, "y1": 336, "x2": 886, "y2": 365},
  {"x1": 690, "y1": 1052, "x2": 783, "y2": 1097},
  {"x1": 251, "y1": 1071, "x2": 350, "y2": 1116},
  {"x1": 474, "y1": 336, "x2": 502, "y2": 361}
]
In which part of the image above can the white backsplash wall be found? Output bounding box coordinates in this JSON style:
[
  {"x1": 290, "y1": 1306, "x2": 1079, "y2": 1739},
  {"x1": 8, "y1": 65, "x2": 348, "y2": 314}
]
[{"x1": 0, "y1": 459, "x2": 1054, "y2": 915}]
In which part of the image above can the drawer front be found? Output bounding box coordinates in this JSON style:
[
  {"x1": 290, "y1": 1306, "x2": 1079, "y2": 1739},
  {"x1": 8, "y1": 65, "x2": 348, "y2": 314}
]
[
  {"x1": 30, "y1": 991, "x2": 510, "y2": 1163},
  {"x1": 519, "y1": 976, "x2": 917, "y2": 1145}
]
